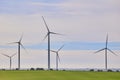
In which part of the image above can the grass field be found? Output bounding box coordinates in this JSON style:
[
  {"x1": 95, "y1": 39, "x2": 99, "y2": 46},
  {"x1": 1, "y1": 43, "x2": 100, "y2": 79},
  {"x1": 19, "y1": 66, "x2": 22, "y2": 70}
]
[{"x1": 0, "y1": 70, "x2": 120, "y2": 80}]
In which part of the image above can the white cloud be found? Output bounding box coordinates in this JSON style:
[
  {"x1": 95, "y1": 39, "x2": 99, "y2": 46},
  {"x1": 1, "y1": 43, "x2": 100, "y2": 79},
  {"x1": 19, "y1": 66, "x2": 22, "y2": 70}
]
[
  {"x1": 27, "y1": 0, "x2": 120, "y2": 16},
  {"x1": 0, "y1": 0, "x2": 120, "y2": 70},
  {"x1": 0, "y1": 11, "x2": 120, "y2": 44}
]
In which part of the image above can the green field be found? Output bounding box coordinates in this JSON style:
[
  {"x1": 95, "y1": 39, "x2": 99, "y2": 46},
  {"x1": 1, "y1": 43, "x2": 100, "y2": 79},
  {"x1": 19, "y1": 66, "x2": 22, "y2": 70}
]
[{"x1": 0, "y1": 70, "x2": 120, "y2": 80}]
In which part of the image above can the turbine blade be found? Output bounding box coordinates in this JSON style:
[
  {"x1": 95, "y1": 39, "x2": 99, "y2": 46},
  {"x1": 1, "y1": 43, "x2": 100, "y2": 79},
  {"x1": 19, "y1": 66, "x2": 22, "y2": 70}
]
[
  {"x1": 50, "y1": 32, "x2": 62, "y2": 35},
  {"x1": 7, "y1": 42, "x2": 18, "y2": 44},
  {"x1": 94, "y1": 48, "x2": 105, "y2": 53},
  {"x1": 20, "y1": 43, "x2": 28, "y2": 53},
  {"x1": 50, "y1": 50, "x2": 57, "y2": 53},
  {"x1": 107, "y1": 48, "x2": 118, "y2": 56},
  {"x1": 19, "y1": 34, "x2": 23, "y2": 42},
  {"x1": 1, "y1": 53, "x2": 10, "y2": 58},
  {"x1": 43, "y1": 33, "x2": 48, "y2": 41},
  {"x1": 58, "y1": 45, "x2": 65, "y2": 52},
  {"x1": 11, "y1": 53, "x2": 17, "y2": 57},
  {"x1": 106, "y1": 34, "x2": 108, "y2": 48},
  {"x1": 42, "y1": 16, "x2": 50, "y2": 32},
  {"x1": 57, "y1": 53, "x2": 60, "y2": 63}
]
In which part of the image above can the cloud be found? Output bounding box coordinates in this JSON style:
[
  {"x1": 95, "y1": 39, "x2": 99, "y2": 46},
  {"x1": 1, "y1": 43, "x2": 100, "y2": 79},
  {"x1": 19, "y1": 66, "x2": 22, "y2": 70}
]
[
  {"x1": 0, "y1": 0, "x2": 119, "y2": 16},
  {"x1": 0, "y1": 0, "x2": 120, "y2": 70},
  {"x1": 26, "y1": 0, "x2": 120, "y2": 16},
  {"x1": 0, "y1": 0, "x2": 120, "y2": 49}
]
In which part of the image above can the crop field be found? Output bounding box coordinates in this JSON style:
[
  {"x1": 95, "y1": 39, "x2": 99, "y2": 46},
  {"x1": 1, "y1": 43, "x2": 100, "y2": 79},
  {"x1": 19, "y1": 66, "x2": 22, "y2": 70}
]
[{"x1": 0, "y1": 70, "x2": 120, "y2": 80}]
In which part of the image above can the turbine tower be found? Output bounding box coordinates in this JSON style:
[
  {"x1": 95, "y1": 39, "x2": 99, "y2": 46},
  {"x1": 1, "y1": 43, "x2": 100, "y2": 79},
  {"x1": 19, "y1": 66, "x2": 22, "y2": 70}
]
[
  {"x1": 95, "y1": 34, "x2": 117, "y2": 70},
  {"x1": 42, "y1": 16, "x2": 60, "y2": 70},
  {"x1": 50, "y1": 45, "x2": 64, "y2": 70},
  {"x1": 9, "y1": 35, "x2": 26, "y2": 70},
  {"x1": 1, "y1": 53, "x2": 16, "y2": 70}
]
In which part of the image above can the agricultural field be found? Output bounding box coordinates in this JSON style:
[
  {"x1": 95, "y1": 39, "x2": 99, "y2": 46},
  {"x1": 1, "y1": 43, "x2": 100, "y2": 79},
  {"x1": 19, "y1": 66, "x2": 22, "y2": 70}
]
[{"x1": 0, "y1": 70, "x2": 120, "y2": 80}]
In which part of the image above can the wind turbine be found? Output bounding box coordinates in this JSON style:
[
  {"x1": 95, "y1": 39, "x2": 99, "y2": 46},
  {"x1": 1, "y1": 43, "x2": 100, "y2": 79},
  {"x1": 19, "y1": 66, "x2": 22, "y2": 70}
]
[
  {"x1": 95, "y1": 34, "x2": 117, "y2": 70},
  {"x1": 42, "y1": 16, "x2": 61, "y2": 70},
  {"x1": 50, "y1": 45, "x2": 64, "y2": 70},
  {"x1": 1, "y1": 53, "x2": 16, "y2": 70},
  {"x1": 9, "y1": 35, "x2": 26, "y2": 70}
]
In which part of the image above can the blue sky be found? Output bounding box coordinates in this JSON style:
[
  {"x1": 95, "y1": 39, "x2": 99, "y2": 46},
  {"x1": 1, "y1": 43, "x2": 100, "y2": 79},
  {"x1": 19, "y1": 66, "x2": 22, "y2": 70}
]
[
  {"x1": 1, "y1": 42, "x2": 120, "y2": 50},
  {"x1": 0, "y1": 0, "x2": 120, "y2": 69}
]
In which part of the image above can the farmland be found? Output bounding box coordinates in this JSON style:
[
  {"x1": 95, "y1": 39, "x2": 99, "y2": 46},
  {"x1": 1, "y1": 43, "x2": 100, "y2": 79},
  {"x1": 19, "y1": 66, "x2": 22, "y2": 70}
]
[{"x1": 0, "y1": 70, "x2": 120, "y2": 80}]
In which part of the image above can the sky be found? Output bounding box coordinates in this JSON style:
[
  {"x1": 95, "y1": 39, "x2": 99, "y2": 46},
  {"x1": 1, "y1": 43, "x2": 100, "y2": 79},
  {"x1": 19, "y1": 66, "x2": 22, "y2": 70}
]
[{"x1": 0, "y1": 0, "x2": 120, "y2": 69}]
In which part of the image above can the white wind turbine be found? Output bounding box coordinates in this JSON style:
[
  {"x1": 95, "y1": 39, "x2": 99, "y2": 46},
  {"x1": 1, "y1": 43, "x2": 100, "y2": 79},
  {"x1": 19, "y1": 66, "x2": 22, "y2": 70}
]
[
  {"x1": 1, "y1": 53, "x2": 16, "y2": 70},
  {"x1": 9, "y1": 35, "x2": 26, "y2": 70},
  {"x1": 50, "y1": 45, "x2": 64, "y2": 70},
  {"x1": 42, "y1": 16, "x2": 61, "y2": 70},
  {"x1": 95, "y1": 34, "x2": 117, "y2": 70}
]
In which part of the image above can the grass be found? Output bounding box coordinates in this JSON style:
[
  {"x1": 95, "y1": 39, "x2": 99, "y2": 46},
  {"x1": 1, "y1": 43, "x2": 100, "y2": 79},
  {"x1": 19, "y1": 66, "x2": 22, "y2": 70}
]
[{"x1": 0, "y1": 70, "x2": 120, "y2": 80}]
